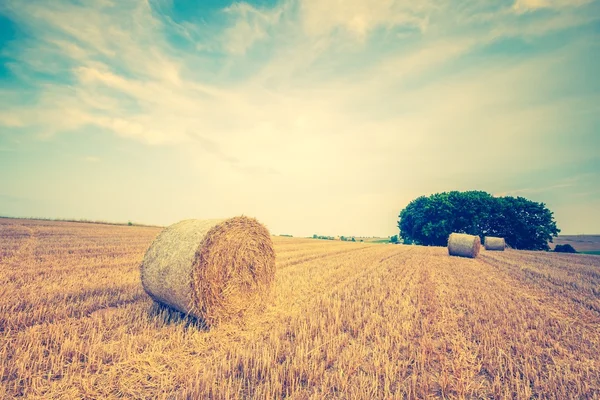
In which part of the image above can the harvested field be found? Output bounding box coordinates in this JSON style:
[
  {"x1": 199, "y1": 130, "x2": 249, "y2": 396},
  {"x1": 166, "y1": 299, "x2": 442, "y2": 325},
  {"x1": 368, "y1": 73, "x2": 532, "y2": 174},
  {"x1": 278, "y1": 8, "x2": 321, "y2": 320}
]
[{"x1": 1, "y1": 218, "x2": 600, "y2": 399}]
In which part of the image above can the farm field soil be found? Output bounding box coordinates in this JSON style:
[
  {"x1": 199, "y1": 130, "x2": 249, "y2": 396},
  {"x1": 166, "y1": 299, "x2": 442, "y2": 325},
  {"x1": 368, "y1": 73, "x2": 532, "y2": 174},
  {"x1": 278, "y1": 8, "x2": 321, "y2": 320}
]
[{"x1": 1, "y1": 218, "x2": 600, "y2": 399}]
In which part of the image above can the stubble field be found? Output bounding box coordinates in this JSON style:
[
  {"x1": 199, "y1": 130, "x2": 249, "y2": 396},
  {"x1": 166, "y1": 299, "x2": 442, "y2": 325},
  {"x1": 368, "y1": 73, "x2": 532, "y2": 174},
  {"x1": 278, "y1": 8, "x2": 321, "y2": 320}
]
[{"x1": 1, "y1": 218, "x2": 600, "y2": 399}]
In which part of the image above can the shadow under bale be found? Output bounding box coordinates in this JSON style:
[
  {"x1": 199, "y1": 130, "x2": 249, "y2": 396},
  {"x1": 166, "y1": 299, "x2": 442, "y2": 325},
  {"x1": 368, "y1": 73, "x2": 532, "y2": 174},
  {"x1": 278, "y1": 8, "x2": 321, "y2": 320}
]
[{"x1": 147, "y1": 302, "x2": 209, "y2": 330}]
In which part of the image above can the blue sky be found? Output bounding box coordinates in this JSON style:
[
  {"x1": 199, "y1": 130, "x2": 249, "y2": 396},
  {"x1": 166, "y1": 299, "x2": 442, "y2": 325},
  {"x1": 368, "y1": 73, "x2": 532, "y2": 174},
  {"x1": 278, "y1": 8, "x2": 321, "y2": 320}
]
[{"x1": 0, "y1": 0, "x2": 599, "y2": 237}]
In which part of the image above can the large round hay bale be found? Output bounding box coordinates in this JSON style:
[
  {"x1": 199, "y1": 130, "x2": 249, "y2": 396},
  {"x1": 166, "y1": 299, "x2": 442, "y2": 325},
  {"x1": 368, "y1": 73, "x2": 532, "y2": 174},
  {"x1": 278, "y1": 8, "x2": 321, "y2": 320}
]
[
  {"x1": 447, "y1": 233, "x2": 480, "y2": 258},
  {"x1": 140, "y1": 217, "x2": 275, "y2": 326},
  {"x1": 484, "y1": 236, "x2": 505, "y2": 251}
]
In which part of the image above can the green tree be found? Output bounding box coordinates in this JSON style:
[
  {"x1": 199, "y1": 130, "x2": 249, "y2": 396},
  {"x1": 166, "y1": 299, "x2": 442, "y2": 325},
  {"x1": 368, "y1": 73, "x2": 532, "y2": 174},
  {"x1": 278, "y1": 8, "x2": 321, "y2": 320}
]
[
  {"x1": 390, "y1": 235, "x2": 399, "y2": 244},
  {"x1": 398, "y1": 191, "x2": 495, "y2": 247},
  {"x1": 398, "y1": 191, "x2": 559, "y2": 250},
  {"x1": 493, "y1": 196, "x2": 560, "y2": 250}
]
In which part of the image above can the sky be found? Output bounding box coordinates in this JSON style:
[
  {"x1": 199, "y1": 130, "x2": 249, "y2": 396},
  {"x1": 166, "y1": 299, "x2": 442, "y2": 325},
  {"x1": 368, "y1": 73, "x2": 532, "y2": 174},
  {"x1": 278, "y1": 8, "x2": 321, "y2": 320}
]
[{"x1": 0, "y1": 0, "x2": 599, "y2": 237}]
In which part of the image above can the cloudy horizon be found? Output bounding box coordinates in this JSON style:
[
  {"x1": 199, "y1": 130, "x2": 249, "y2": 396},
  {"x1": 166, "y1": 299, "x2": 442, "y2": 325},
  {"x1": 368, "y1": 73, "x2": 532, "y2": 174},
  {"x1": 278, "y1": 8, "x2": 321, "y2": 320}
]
[{"x1": 0, "y1": 0, "x2": 599, "y2": 237}]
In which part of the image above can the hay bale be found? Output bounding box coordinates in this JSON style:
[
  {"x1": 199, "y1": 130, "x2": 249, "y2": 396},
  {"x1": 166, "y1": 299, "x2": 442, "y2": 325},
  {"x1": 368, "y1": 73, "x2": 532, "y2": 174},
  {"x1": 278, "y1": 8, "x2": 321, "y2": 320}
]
[
  {"x1": 484, "y1": 236, "x2": 505, "y2": 251},
  {"x1": 140, "y1": 216, "x2": 275, "y2": 326},
  {"x1": 447, "y1": 233, "x2": 480, "y2": 258}
]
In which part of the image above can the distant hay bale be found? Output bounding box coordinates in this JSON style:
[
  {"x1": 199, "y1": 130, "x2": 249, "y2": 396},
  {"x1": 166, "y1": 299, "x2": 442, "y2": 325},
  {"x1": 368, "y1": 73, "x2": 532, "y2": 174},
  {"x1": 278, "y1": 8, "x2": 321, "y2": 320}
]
[
  {"x1": 140, "y1": 217, "x2": 275, "y2": 326},
  {"x1": 447, "y1": 233, "x2": 481, "y2": 258},
  {"x1": 484, "y1": 236, "x2": 506, "y2": 251}
]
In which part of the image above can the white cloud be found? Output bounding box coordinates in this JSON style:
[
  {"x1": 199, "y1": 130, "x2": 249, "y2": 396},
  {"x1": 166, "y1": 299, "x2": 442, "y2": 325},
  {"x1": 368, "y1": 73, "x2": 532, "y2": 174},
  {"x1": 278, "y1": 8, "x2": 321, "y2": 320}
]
[
  {"x1": 494, "y1": 183, "x2": 574, "y2": 197},
  {"x1": 0, "y1": 0, "x2": 598, "y2": 234},
  {"x1": 222, "y1": 2, "x2": 285, "y2": 54},
  {"x1": 300, "y1": 0, "x2": 430, "y2": 38},
  {"x1": 513, "y1": 0, "x2": 592, "y2": 13},
  {"x1": 0, "y1": 0, "x2": 594, "y2": 156}
]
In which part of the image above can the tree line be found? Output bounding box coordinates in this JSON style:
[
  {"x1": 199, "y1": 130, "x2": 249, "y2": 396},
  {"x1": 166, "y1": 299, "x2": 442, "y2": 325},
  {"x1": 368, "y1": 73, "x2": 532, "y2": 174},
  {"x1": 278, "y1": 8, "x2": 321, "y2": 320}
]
[{"x1": 398, "y1": 191, "x2": 560, "y2": 250}]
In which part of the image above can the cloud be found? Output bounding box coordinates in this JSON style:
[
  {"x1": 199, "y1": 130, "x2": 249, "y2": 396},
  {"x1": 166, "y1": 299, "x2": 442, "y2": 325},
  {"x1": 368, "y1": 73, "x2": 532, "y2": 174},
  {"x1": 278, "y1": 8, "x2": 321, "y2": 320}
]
[
  {"x1": 0, "y1": 0, "x2": 599, "y2": 234},
  {"x1": 0, "y1": 0, "x2": 596, "y2": 163},
  {"x1": 513, "y1": 0, "x2": 593, "y2": 13},
  {"x1": 222, "y1": 2, "x2": 285, "y2": 54},
  {"x1": 299, "y1": 0, "x2": 431, "y2": 38},
  {"x1": 495, "y1": 183, "x2": 574, "y2": 197},
  {"x1": 1, "y1": 0, "x2": 597, "y2": 146}
]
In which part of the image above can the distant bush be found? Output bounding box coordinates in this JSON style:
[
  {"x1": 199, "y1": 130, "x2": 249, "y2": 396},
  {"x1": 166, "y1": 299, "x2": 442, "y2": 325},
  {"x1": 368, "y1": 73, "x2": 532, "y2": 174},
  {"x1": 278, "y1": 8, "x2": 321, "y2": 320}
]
[
  {"x1": 312, "y1": 235, "x2": 334, "y2": 240},
  {"x1": 554, "y1": 244, "x2": 577, "y2": 253},
  {"x1": 390, "y1": 235, "x2": 399, "y2": 244}
]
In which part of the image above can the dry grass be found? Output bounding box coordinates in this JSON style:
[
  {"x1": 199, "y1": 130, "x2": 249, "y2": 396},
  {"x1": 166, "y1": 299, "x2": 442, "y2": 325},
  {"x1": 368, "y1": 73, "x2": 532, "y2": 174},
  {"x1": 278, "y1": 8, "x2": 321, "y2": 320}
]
[{"x1": 1, "y1": 218, "x2": 600, "y2": 399}]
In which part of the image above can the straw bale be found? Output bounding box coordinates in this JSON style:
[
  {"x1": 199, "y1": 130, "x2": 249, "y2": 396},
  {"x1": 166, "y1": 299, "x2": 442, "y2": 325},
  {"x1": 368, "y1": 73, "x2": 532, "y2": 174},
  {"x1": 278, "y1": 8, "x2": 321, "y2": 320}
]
[
  {"x1": 140, "y1": 217, "x2": 275, "y2": 326},
  {"x1": 447, "y1": 233, "x2": 481, "y2": 258},
  {"x1": 484, "y1": 236, "x2": 506, "y2": 251}
]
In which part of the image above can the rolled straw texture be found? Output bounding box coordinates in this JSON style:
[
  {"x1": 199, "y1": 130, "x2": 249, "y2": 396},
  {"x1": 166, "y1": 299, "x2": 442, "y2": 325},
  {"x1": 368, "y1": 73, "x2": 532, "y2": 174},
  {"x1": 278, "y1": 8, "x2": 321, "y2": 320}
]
[
  {"x1": 447, "y1": 233, "x2": 481, "y2": 258},
  {"x1": 140, "y1": 217, "x2": 275, "y2": 326},
  {"x1": 484, "y1": 236, "x2": 506, "y2": 251}
]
